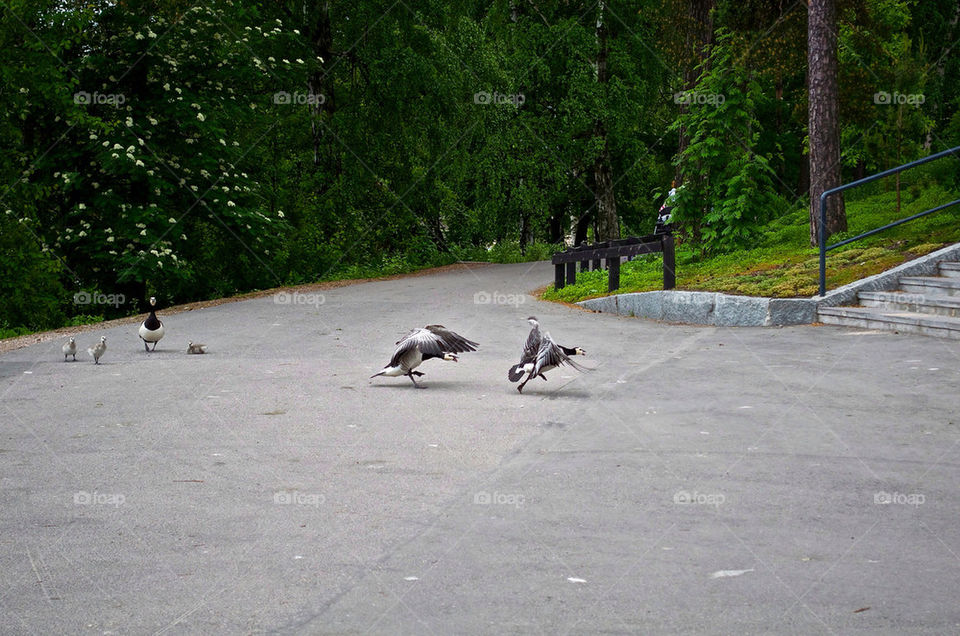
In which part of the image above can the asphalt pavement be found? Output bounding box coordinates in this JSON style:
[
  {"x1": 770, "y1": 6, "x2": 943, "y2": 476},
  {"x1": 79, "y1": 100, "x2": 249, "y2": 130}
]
[{"x1": 2, "y1": 261, "x2": 959, "y2": 634}]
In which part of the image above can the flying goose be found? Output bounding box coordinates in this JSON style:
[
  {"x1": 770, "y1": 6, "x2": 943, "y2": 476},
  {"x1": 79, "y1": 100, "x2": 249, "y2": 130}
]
[
  {"x1": 371, "y1": 325, "x2": 478, "y2": 388},
  {"x1": 88, "y1": 336, "x2": 107, "y2": 364},
  {"x1": 138, "y1": 296, "x2": 164, "y2": 351},
  {"x1": 186, "y1": 342, "x2": 207, "y2": 354},
  {"x1": 62, "y1": 337, "x2": 77, "y2": 361},
  {"x1": 509, "y1": 317, "x2": 587, "y2": 393}
]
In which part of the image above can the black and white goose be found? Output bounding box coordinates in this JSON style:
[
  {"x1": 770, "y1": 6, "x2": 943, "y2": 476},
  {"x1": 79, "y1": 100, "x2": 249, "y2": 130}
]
[
  {"x1": 371, "y1": 325, "x2": 479, "y2": 388},
  {"x1": 508, "y1": 316, "x2": 587, "y2": 393},
  {"x1": 138, "y1": 296, "x2": 164, "y2": 351}
]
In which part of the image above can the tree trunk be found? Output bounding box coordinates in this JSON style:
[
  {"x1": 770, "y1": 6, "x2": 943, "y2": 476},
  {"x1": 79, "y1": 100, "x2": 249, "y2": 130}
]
[
  {"x1": 303, "y1": 1, "x2": 336, "y2": 171},
  {"x1": 808, "y1": 0, "x2": 846, "y2": 246},
  {"x1": 574, "y1": 210, "x2": 591, "y2": 246},
  {"x1": 676, "y1": 0, "x2": 715, "y2": 184},
  {"x1": 593, "y1": 2, "x2": 620, "y2": 241},
  {"x1": 593, "y1": 144, "x2": 619, "y2": 241},
  {"x1": 549, "y1": 209, "x2": 564, "y2": 244}
]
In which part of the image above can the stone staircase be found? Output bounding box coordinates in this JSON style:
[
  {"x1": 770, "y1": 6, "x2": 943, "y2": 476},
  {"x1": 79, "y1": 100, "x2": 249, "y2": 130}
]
[{"x1": 818, "y1": 261, "x2": 960, "y2": 339}]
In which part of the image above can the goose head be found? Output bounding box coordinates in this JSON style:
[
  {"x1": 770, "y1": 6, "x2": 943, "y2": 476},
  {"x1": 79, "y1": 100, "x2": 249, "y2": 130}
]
[
  {"x1": 526, "y1": 316, "x2": 539, "y2": 328},
  {"x1": 442, "y1": 352, "x2": 459, "y2": 362},
  {"x1": 148, "y1": 296, "x2": 157, "y2": 308},
  {"x1": 573, "y1": 347, "x2": 586, "y2": 356}
]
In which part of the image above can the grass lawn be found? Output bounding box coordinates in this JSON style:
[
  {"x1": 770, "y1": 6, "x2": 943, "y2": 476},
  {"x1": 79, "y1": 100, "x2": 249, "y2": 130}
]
[{"x1": 542, "y1": 182, "x2": 960, "y2": 303}]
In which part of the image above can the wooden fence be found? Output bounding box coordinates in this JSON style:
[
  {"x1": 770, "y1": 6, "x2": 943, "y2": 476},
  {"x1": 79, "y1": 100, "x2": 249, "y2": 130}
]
[{"x1": 551, "y1": 234, "x2": 675, "y2": 293}]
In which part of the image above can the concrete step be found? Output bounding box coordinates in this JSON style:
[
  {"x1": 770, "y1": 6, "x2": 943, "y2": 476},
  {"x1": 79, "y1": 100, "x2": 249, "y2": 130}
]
[
  {"x1": 939, "y1": 261, "x2": 960, "y2": 278},
  {"x1": 818, "y1": 305, "x2": 960, "y2": 339},
  {"x1": 899, "y1": 276, "x2": 960, "y2": 296},
  {"x1": 859, "y1": 290, "x2": 960, "y2": 317}
]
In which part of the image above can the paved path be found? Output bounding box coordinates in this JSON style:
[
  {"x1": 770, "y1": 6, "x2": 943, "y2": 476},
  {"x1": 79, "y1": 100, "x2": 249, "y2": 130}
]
[{"x1": 2, "y1": 262, "x2": 959, "y2": 634}]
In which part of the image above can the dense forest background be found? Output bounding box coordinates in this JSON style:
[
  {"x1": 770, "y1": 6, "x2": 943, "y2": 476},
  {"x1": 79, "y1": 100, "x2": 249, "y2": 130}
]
[{"x1": 2, "y1": 0, "x2": 959, "y2": 331}]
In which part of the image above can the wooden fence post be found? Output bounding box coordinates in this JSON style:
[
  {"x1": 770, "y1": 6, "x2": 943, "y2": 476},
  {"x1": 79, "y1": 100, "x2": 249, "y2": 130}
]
[
  {"x1": 662, "y1": 235, "x2": 675, "y2": 290},
  {"x1": 607, "y1": 256, "x2": 620, "y2": 292}
]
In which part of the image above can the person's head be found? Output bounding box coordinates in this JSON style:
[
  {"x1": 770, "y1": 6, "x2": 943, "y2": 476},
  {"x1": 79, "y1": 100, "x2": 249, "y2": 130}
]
[{"x1": 671, "y1": 179, "x2": 677, "y2": 188}]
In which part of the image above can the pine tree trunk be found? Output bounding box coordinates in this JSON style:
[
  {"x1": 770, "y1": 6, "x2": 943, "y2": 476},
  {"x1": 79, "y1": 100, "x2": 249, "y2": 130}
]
[{"x1": 808, "y1": 0, "x2": 846, "y2": 246}]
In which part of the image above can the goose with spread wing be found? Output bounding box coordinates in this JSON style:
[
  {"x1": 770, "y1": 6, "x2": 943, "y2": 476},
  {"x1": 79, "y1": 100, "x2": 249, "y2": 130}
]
[
  {"x1": 371, "y1": 325, "x2": 479, "y2": 388},
  {"x1": 509, "y1": 317, "x2": 586, "y2": 393}
]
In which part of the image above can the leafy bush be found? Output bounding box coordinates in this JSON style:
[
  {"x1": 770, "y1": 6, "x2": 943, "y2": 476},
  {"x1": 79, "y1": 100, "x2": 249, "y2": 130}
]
[
  {"x1": 0, "y1": 212, "x2": 66, "y2": 331},
  {"x1": 671, "y1": 30, "x2": 787, "y2": 253}
]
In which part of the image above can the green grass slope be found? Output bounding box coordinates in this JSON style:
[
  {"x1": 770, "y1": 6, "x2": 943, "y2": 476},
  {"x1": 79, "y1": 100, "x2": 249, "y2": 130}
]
[{"x1": 543, "y1": 184, "x2": 960, "y2": 303}]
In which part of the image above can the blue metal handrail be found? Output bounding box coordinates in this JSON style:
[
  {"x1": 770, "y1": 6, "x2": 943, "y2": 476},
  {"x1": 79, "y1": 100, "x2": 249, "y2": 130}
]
[{"x1": 819, "y1": 146, "x2": 960, "y2": 296}]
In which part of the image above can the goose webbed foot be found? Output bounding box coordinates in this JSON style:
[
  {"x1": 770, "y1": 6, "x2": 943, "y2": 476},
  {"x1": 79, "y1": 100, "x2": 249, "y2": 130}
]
[{"x1": 407, "y1": 373, "x2": 426, "y2": 388}]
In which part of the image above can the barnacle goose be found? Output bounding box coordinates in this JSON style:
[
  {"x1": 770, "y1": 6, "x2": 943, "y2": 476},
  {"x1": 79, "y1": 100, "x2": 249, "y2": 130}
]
[
  {"x1": 138, "y1": 296, "x2": 165, "y2": 351},
  {"x1": 186, "y1": 342, "x2": 207, "y2": 354},
  {"x1": 508, "y1": 316, "x2": 586, "y2": 393},
  {"x1": 88, "y1": 336, "x2": 107, "y2": 364},
  {"x1": 62, "y1": 337, "x2": 77, "y2": 361},
  {"x1": 371, "y1": 325, "x2": 478, "y2": 388}
]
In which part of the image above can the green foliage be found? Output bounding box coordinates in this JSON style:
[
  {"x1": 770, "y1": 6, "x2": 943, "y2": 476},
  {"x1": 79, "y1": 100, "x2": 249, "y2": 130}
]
[
  {"x1": 543, "y1": 182, "x2": 960, "y2": 302},
  {"x1": 0, "y1": 212, "x2": 66, "y2": 330},
  {"x1": 1, "y1": 0, "x2": 958, "y2": 333},
  {"x1": 671, "y1": 30, "x2": 787, "y2": 253}
]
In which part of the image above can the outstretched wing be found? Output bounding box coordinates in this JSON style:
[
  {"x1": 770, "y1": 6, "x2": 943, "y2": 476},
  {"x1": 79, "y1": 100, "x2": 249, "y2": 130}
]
[
  {"x1": 520, "y1": 324, "x2": 541, "y2": 364},
  {"x1": 423, "y1": 325, "x2": 479, "y2": 353},
  {"x1": 533, "y1": 332, "x2": 586, "y2": 375},
  {"x1": 390, "y1": 325, "x2": 478, "y2": 366}
]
